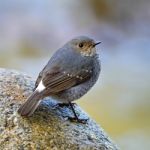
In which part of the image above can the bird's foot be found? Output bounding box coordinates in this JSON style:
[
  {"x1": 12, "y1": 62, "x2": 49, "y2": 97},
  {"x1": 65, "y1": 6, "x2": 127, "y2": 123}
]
[
  {"x1": 53, "y1": 103, "x2": 77, "y2": 109},
  {"x1": 58, "y1": 103, "x2": 77, "y2": 107},
  {"x1": 67, "y1": 116, "x2": 89, "y2": 124}
]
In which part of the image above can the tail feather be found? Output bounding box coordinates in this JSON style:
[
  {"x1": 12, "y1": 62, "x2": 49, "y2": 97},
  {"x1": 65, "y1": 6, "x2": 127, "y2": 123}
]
[{"x1": 18, "y1": 90, "x2": 41, "y2": 116}]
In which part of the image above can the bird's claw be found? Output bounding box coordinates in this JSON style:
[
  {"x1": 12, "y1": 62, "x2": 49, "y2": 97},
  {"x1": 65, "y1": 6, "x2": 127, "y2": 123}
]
[
  {"x1": 59, "y1": 103, "x2": 77, "y2": 107},
  {"x1": 68, "y1": 117, "x2": 89, "y2": 124},
  {"x1": 53, "y1": 103, "x2": 77, "y2": 109}
]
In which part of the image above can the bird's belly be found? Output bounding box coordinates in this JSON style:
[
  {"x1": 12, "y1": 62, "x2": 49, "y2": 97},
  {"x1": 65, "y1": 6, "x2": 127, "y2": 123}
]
[{"x1": 51, "y1": 84, "x2": 91, "y2": 103}]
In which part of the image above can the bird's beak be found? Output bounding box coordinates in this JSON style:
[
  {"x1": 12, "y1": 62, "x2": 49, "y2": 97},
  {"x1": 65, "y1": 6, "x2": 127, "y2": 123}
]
[{"x1": 93, "y1": 41, "x2": 101, "y2": 47}]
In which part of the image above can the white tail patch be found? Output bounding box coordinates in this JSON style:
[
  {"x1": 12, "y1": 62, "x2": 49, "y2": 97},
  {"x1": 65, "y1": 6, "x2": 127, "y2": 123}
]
[{"x1": 36, "y1": 80, "x2": 46, "y2": 92}]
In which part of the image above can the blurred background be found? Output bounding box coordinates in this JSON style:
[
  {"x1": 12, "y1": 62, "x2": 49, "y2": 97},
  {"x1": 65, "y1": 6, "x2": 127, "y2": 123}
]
[{"x1": 0, "y1": 0, "x2": 150, "y2": 149}]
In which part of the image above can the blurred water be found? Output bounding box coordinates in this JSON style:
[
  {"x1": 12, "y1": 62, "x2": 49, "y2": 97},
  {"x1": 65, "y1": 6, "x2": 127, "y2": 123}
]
[{"x1": 0, "y1": 0, "x2": 150, "y2": 149}]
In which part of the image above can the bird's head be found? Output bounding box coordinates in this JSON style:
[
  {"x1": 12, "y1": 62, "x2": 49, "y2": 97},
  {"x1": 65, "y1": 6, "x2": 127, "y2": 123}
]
[{"x1": 66, "y1": 36, "x2": 101, "y2": 57}]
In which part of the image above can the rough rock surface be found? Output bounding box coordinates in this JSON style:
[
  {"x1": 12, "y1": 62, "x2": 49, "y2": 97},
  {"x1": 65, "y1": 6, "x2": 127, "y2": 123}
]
[{"x1": 0, "y1": 68, "x2": 119, "y2": 150}]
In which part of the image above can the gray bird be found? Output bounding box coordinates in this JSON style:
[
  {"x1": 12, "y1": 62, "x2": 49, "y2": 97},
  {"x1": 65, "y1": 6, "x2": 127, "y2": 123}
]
[{"x1": 18, "y1": 36, "x2": 101, "y2": 123}]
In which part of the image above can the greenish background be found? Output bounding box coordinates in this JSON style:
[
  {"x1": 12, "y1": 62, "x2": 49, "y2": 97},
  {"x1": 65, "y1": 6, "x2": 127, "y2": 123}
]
[{"x1": 0, "y1": 0, "x2": 150, "y2": 149}]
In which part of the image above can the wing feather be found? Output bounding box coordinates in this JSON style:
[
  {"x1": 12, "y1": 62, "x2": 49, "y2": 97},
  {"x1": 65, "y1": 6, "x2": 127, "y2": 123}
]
[{"x1": 41, "y1": 67, "x2": 92, "y2": 94}]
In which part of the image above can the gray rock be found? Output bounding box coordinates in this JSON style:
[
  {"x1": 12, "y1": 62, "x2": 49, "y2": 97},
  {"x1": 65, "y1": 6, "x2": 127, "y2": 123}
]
[{"x1": 0, "y1": 68, "x2": 119, "y2": 150}]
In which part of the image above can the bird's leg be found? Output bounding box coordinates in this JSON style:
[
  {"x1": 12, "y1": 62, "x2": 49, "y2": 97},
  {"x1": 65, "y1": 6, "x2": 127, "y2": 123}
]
[
  {"x1": 67, "y1": 102, "x2": 88, "y2": 124},
  {"x1": 53, "y1": 102, "x2": 88, "y2": 123}
]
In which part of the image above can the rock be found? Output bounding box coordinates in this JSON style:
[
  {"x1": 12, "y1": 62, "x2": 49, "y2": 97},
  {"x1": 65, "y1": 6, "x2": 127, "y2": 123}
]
[{"x1": 0, "y1": 68, "x2": 119, "y2": 150}]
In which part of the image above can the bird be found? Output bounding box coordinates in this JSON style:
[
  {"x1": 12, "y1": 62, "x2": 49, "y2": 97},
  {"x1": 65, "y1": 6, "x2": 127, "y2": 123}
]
[{"x1": 18, "y1": 36, "x2": 101, "y2": 123}]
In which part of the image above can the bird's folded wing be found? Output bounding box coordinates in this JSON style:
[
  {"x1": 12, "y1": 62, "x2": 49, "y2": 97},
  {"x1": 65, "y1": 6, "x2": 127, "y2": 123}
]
[{"x1": 41, "y1": 68, "x2": 92, "y2": 94}]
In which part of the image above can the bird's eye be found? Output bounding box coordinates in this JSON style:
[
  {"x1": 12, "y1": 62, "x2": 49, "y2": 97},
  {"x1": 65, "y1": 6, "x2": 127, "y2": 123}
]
[{"x1": 79, "y1": 43, "x2": 84, "y2": 48}]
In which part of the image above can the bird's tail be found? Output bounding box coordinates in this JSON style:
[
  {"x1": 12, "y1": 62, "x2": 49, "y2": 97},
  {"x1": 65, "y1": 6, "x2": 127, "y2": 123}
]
[{"x1": 18, "y1": 90, "x2": 42, "y2": 116}]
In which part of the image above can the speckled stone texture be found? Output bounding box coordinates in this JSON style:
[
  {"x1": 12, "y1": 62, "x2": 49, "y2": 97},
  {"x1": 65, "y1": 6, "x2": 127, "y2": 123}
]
[{"x1": 0, "y1": 68, "x2": 119, "y2": 150}]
